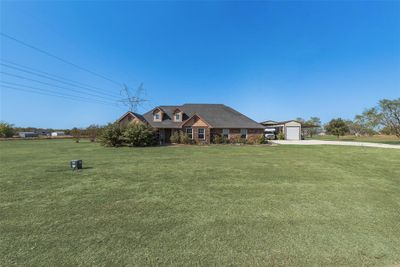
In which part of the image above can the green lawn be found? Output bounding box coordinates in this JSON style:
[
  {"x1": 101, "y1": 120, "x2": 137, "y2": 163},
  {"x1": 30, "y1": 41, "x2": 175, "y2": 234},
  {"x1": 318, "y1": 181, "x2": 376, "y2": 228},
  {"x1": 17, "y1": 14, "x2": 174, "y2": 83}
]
[
  {"x1": 1, "y1": 140, "x2": 399, "y2": 266},
  {"x1": 308, "y1": 134, "x2": 400, "y2": 145}
]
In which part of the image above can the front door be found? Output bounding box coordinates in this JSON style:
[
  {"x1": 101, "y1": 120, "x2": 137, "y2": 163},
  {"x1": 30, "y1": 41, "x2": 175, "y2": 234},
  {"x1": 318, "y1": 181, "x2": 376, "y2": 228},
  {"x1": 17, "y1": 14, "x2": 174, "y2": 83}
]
[
  {"x1": 158, "y1": 129, "x2": 172, "y2": 143},
  {"x1": 159, "y1": 129, "x2": 165, "y2": 143},
  {"x1": 164, "y1": 129, "x2": 172, "y2": 143}
]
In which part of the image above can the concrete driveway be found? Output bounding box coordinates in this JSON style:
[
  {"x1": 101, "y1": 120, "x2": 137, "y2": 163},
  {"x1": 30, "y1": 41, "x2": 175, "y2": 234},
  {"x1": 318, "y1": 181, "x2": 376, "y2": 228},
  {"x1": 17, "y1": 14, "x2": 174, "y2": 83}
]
[{"x1": 270, "y1": 140, "x2": 400, "y2": 149}]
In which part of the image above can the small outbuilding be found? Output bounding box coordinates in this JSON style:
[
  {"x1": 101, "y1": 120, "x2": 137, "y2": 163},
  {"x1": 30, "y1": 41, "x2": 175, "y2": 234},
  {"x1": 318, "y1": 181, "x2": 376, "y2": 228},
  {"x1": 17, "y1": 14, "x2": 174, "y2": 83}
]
[
  {"x1": 51, "y1": 131, "x2": 65, "y2": 137},
  {"x1": 260, "y1": 120, "x2": 302, "y2": 140},
  {"x1": 18, "y1": 132, "x2": 39, "y2": 138}
]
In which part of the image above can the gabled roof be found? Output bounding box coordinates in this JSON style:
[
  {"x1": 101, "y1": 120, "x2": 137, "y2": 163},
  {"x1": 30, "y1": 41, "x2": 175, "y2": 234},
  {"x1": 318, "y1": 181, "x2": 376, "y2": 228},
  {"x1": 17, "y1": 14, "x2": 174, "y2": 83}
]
[
  {"x1": 117, "y1": 111, "x2": 146, "y2": 123},
  {"x1": 142, "y1": 104, "x2": 264, "y2": 129},
  {"x1": 173, "y1": 107, "x2": 183, "y2": 113},
  {"x1": 181, "y1": 113, "x2": 212, "y2": 128}
]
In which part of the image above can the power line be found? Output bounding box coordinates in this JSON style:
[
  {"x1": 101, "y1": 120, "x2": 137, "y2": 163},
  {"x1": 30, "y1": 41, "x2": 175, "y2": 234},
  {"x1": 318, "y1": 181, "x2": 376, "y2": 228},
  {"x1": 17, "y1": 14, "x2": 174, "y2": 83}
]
[
  {"x1": 0, "y1": 59, "x2": 120, "y2": 98},
  {"x1": 1, "y1": 83, "x2": 122, "y2": 108},
  {"x1": 1, "y1": 85, "x2": 120, "y2": 108},
  {"x1": 0, "y1": 71, "x2": 120, "y2": 101},
  {"x1": 0, "y1": 62, "x2": 119, "y2": 98},
  {"x1": 0, "y1": 80, "x2": 118, "y2": 106},
  {"x1": 0, "y1": 32, "x2": 122, "y2": 86}
]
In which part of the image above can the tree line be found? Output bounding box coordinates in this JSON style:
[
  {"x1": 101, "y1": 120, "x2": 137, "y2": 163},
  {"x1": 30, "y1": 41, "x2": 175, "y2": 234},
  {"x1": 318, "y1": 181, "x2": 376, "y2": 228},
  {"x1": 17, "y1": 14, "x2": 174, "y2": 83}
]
[
  {"x1": 1, "y1": 98, "x2": 399, "y2": 140},
  {"x1": 324, "y1": 98, "x2": 400, "y2": 138},
  {"x1": 0, "y1": 123, "x2": 106, "y2": 141}
]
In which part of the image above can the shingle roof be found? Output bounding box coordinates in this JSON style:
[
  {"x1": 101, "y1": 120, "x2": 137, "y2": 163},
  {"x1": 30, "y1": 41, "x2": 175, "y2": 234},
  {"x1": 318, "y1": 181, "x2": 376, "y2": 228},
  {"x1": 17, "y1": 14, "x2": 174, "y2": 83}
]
[
  {"x1": 117, "y1": 111, "x2": 146, "y2": 123},
  {"x1": 142, "y1": 104, "x2": 264, "y2": 129}
]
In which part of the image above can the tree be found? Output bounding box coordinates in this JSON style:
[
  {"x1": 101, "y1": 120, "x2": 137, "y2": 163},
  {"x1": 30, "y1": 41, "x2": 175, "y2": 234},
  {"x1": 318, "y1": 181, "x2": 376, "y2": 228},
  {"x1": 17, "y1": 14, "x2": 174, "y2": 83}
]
[
  {"x1": 356, "y1": 98, "x2": 400, "y2": 138},
  {"x1": 100, "y1": 123, "x2": 123, "y2": 147},
  {"x1": 303, "y1": 117, "x2": 321, "y2": 137},
  {"x1": 379, "y1": 98, "x2": 400, "y2": 137},
  {"x1": 70, "y1": 127, "x2": 81, "y2": 143},
  {"x1": 86, "y1": 124, "x2": 102, "y2": 142},
  {"x1": 352, "y1": 109, "x2": 380, "y2": 136},
  {"x1": 295, "y1": 117, "x2": 305, "y2": 124},
  {"x1": 325, "y1": 118, "x2": 349, "y2": 138},
  {"x1": 123, "y1": 122, "x2": 155, "y2": 146},
  {"x1": 346, "y1": 116, "x2": 376, "y2": 136},
  {"x1": 0, "y1": 122, "x2": 15, "y2": 138}
]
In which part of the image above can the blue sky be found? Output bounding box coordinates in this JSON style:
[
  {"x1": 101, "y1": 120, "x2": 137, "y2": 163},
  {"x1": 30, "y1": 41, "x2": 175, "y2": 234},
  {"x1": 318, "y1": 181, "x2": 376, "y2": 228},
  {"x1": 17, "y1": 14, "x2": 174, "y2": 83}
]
[{"x1": 1, "y1": 1, "x2": 399, "y2": 128}]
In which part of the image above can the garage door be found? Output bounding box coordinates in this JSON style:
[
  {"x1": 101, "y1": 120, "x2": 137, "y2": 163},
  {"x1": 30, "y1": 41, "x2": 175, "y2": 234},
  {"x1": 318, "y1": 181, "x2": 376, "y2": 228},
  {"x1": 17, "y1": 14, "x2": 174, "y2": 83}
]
[{"x1": 286, "y1": 126, "x2": 300, "y2": 140}]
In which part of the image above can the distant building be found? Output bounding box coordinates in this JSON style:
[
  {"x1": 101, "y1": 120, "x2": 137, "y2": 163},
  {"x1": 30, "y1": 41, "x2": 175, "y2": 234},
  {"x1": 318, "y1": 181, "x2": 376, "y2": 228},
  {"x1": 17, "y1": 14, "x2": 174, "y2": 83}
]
[
  {"x1": 51, "y1": 131, "x2": 65, "y2": 137},
  {"x1": 260, "y1": 120, "x2": 302, "y2": 140},
  {"x1": 36, "y1": 129, "x2": 51, "y2": 136},
  {"x1": 19, "y1": 132, "x2": 39, "y2": 138}
]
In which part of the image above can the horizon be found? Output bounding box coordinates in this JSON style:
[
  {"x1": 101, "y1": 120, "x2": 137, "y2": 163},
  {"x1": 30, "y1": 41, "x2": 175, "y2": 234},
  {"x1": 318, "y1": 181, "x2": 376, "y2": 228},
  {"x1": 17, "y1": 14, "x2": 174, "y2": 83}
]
[{"x1": 1, "y1": 1, "x2": 399, "y2": 128}]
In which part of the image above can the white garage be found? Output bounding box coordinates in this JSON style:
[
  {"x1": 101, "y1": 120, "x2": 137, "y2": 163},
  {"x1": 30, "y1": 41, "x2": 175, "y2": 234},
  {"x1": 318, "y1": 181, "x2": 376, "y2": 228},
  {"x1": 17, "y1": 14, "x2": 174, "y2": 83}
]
[
  {"x1": 283, "y1": 121, "x2": 301, "y2": 140},
  {"x1": 285, "y1": 126, "x2": 301, "y2": 140},
  {"x1": 261, "y1": 120, "x2": 302, "y2": 140}
]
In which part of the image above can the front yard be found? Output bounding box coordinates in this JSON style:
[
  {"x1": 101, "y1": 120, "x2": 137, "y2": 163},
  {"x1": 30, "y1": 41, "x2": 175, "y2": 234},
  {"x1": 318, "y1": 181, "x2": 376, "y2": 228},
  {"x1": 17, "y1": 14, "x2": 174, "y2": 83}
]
[{"x1": 1, "y1": 140, "x2": 399, "y2": 266}]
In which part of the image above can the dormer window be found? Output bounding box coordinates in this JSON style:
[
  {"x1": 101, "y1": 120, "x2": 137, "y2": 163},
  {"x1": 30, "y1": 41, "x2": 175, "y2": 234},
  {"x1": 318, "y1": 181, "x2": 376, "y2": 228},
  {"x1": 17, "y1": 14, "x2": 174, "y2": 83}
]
[
  {"x1": 173, "y1": 108, "x2": 183, "y2": 122},
  {"x1": 152, "y1": 108, "x2": 163, "y2": 122}
]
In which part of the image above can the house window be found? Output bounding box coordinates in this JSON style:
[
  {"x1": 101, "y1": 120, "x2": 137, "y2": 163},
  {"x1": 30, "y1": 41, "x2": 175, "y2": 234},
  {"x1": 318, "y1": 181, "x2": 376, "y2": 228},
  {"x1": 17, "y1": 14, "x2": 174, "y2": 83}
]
[
  {"x1": 222, "y1": 129, "x2": 229, "y2": 138},
  {"x1": 198, "y1": 128, "x2": 205, "y2": 140},
  {"x1": 240, "y1": 129, "x2": 248, "y2": 139},
  {"x1": 154, "y1": 113, "x2": 160, "y2": 121},
  {"x1": 175, "y1": 113, "x2": 180, "y2": 121},
  {"x1": 186, "y1": 128, "x2": 193, "y2": 139}
]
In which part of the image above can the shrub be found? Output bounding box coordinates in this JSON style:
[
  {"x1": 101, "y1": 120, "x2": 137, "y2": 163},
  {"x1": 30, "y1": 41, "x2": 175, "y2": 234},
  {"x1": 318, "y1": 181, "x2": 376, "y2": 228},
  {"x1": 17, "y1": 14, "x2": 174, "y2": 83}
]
[
  {"x1": 170, "y1": 131, "x2": 180, "y2": 144},
  {"x1": 123, "y1": 123, "x2": 156, "y2": 147},
  {"x1": 179, "y1": 133, "x2": 192, "y2": 144},
  {"x1": 100, "y1": 123, "x2": 123, "y2": 147},
  {"x1": 247, "y1": 134, "x2": 266, "y2": 144},
  {"x1": 229, "y1": 135, "x2": 246, "y2": 144},
  {"x1": 213, "y1": 135, "x2": 229, "y2": 144},
  {"x1": 277, "y1": 132, "x2": 285, "y2": 140},
  {"x1": 0, "y1": 122, "x2": 15, "y2": 138},
  {"x1": 256, "y1": 134, "x2": 266, "y2": 144}
]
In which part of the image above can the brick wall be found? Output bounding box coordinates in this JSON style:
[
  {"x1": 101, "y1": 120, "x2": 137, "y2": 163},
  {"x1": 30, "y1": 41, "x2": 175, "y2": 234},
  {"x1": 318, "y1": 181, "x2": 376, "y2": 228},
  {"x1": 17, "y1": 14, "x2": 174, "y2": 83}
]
[{"x1": 210, "y1": 128, "x2": 264, "y2": 142}]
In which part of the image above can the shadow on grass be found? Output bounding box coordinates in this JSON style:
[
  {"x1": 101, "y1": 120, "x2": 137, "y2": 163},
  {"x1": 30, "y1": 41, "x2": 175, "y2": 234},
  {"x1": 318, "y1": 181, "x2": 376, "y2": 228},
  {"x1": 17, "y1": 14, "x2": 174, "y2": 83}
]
[{"x1": 44, "y1": 166, "x2": 94, "y2": 172}]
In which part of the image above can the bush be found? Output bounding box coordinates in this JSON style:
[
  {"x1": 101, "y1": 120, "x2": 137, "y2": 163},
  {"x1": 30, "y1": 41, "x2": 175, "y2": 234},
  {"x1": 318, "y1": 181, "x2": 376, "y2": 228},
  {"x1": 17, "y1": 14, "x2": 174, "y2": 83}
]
[
  {"x1": 277, "y1": 132, "x2": 285, "y2": 140},
  {"x1": 256, "y1": 134, "x2": 266, "y2": 144},
  {"x1": 0, "y1": 122, "x2": 15, "y2": 138},
  {"x1": 229, "y1": 135, "x2": 246, "y2": 144},
  {"x1": 213, "y1": 135, "x2": 229, "y2": 144},
  {"x1": 170, "y1": 131, "x2": 180, "y2": 144},
  {"x1": 100, "y1": 123, "x2": 123, "y2": 147},
  {"x1": 247, "y1": 134, "x2": 266, "y2": 144},
  {"x1": 123, "y1": 123, "x2": 156, "y2": 147},
  {"x1": 179, "y1": 133, "x2": 192, "y2": 144}
]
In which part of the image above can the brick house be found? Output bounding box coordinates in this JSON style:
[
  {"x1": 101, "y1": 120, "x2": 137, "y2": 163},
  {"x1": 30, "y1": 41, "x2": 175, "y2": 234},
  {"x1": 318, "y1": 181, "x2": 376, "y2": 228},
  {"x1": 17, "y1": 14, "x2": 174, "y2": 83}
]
[{"x1": 117, "y1": 104, "x2": 265, "y2": 143}]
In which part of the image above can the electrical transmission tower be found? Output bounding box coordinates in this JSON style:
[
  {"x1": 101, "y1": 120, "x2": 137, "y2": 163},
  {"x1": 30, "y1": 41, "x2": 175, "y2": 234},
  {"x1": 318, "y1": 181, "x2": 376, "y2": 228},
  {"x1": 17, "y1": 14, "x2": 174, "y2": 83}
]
[{"x1": 119, "y1": 83, "x2": 148, "y2": 112}]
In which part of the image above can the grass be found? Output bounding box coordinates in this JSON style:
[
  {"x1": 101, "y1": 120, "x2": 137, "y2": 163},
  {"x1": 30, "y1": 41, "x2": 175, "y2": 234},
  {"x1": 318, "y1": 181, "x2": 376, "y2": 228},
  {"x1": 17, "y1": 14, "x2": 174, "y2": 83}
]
[
  {"x1": 1, "y1": 139, "x2": 399, "y2": 266},
  {"x1": 308, "y1": 134, "x2": 400, "y2": 145}
]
